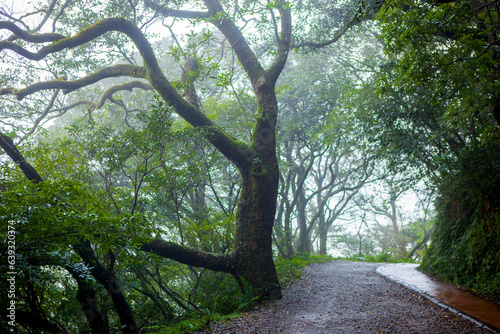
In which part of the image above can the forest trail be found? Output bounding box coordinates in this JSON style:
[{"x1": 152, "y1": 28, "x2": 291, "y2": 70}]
[{"x1": 197, "y1": 261, "x2": 496, "y2": 334}]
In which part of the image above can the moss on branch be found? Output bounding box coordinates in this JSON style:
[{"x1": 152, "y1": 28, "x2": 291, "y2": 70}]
[
  {"x1": 12, "y1": 65, "x2": 148, "y2": 100},
  {"x1": 140, "y1": 238, "x2": 234, "y2": 274},
  {"x1": 0, "y1": 20, "x2": 66, "y2": 42}
]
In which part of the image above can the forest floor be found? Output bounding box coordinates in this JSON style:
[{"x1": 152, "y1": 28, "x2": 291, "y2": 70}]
[{"x1": 194, "y1": 261, "x2": 494, "y2": 334}]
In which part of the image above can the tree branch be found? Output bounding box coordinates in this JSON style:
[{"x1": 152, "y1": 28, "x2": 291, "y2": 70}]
[
  {"x1": 203, "y1": 0, "x2": 265, "y2": 89},
  {"x1": 293, "y1": 21, "x2": 352, "y2": 49},
  {"x1": 144, "y1": 1, "x2": 210, "y2": 19},
  {"x1": 23, "y1": 89, "x2": 60, "y2": 138},
  {"x1": 140, "y1": 238, "x2": 234, "y2": 273},
  {"x1": 0, "y1": 20, "x2": 65, "y2": 42},
  {"x1": 96, "y1": 80, "x2": 153, "y2": 108},
  {"x1": 267, "y1": 1, "x2": 292, "y2": 84},
  {"x1": 1, "y1": 17, "x2": 250, "y2": 168},
  {"x1": 32, "y1": 0, "x2": 58, "y2": 33},
  {"x1": 2, "y1": 65, "x2": 148, "y2": 100},
  {"x1": 0, "y1": 132, "x2": 43, "y2": 183}
]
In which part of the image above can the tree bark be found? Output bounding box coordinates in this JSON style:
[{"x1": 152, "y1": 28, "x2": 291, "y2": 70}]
[
  {"x1": 318, "y1": 208, "x2": 328, "y2": 255},
  {"x1": 65, "y1": 265, "x2": 110, "y2": 334},
  {"x1": 297, "y1": 187, "x2": 311, "y2": 253},
  {"x1": 0, "y1": 132, "x2": 43, "y2": 183},
  {"x1": 73, "y1": 240, "x2": 139, "y2": 334},
  {"x1": 1, "y1": 0, "x2": 292, "y2": 301}
]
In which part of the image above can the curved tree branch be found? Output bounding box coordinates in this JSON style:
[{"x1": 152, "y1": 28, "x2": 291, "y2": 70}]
[
  {"x1": 10, "y1": 65, "x2": 147, "y2": 100},
  {"x1": 32, "y1": 0, "x2": 58, "y2": 33},
  {"x1": 0, "y1": 9, "x2": 30, "y2": 30},
  {"x1": 0, "y1": 20, "x2": 65, "y2": 42},
  {"x1": 96, "y1": 80, "x2": 153, "y2": 109},
  {"x1": 52, "y1": 0, "x2": 72, "y2": 33},
  {"x1": 267, "y1": 1, "x2": 292, "y2": 84},
  {"x1": 144, "y1": 1, "x2": 211, "y2": 19},
  {"x1": 23, "y1": 89, "x2": 60, "y2": 138},
  {"x1": 293, "y1": 21, "x2": 352, "y2": 49},
  {"x1": 140, "y1": 238, "x2": 234, "y2": 274},
  {"x1": 2, "y1": 17, "x2": 251, "y2": 169},
  {"x1": 16, "y1": 81, "x2": 154, "y2": 139}
]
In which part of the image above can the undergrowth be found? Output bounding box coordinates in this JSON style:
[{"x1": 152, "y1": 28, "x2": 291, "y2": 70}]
[
  {"x1": 275, "y1": 253, "x2": 334, "y2": 287},
  {"x1": 337, "y1": 252, "x2": 417, "y2": 264},
  {"x1": 142, "y1": 254, "x2": 333, "y2": 333}
]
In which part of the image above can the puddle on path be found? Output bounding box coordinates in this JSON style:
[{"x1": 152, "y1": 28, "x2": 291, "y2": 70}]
[{"x1": 377, "y1": 263, "x2": 500, "y2": 332}]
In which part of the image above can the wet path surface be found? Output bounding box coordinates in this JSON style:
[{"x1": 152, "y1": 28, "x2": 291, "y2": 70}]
[
  {"x1": 377, "y1": 263, "x2": 500, "y2": 332},
  {"x1": 199, "y1": 261, "x2": 493, "y2": 333}
]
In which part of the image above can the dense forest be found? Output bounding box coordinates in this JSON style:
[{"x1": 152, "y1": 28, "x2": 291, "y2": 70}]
[{"x1": 0, "y1": 0, "x2": 499, "y2": 332}]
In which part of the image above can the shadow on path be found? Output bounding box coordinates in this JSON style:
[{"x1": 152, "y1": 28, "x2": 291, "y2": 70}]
[{"x1": 377, "y1": 263, "x2": 500, "y2": 333}]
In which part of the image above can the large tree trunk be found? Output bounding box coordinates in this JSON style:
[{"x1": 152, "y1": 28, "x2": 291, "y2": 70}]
[
  {"x1": 140, "y1": 88, "x2": 284, "y2": 300},
  {"x1": 1, "y1": 0, "x2": 292, "y2": 303},
  {"x1": 231, "y1": 86, "x2": 282, "y2": 299},
  {"x1": 233, "y1": 163, "x2": 281, "y2": 299}
]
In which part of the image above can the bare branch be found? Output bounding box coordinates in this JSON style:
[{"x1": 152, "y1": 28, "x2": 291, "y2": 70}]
[
  {"x1": 0, "y1": 9, "x2": 30, "y2": 30},
  {"x1": 144, "y1": 1, "x2": 210, "y2": 19},
  {"x1": 96, "y1": 80, "x2": 153, "y2": 109},
  {"x1": 203, "y1": 0, "x2": 265, "y2": 89},
  {"x1": 52, "y1": 0, "x2": 72, "y2": 33},
  {"x1": 1, "y1": 64, "x2": 147, "y2": 100},
  {"x1": 47, "y1": 100, "x2": 95, "y2": 119},
  {"x1": 293, "y1": 21, "x2": 352, "y2": 49},
  {"x1": 267, "y1": 1, "x2": 292, "y2": 84},
  {"x1": 32, "y1": 0, "x2": 58, "y2": 33},
  {"x1": 0, "y1": 20, "x2": 65, "y2": 42},
  {"x1": 23, "y1": 89, "x2": 60, "y2": 138}
]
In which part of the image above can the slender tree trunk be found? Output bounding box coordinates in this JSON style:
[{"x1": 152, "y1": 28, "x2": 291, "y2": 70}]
[
  {"x1": 389, "y1": 191, "x2": 406, "y2": 257},
  {"x1": 297, "y1": 188, "x2": 311, "y2": 253},
  {"x1": 318, "y1": 209, "x2": 328, "y2": 255},
  {"x1": 66, "y1": 266, "x2": 110, "y2": 334},
  {"x1": 73, "y1": 241, "x2": 139, "y2": 334},
  {"x1": 407, "y1": 227, "x2": 434, "y2": 260}
]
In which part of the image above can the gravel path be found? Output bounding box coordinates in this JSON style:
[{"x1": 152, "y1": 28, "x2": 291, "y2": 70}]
[{"x1": 197, "y1": 261, "x2": 493, "y2": 334}]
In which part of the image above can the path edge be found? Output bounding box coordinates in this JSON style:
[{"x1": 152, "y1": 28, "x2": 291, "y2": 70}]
[{"x1": 375, "y1": 264, "x2": 499, "y2": 333}]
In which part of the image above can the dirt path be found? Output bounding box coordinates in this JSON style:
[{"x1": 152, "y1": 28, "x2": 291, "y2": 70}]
[{"x1": 197, "y1": 261, "x2": 493, "y2": 334}]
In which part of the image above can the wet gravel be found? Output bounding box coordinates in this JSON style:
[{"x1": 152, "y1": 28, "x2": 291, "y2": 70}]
[{"x1": 196, "y1": 261, "x2": 493, "y2": 334}]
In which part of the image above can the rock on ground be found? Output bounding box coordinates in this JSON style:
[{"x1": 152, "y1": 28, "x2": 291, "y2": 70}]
[{"x1": 196, "y1": 261, "x2": 493, "y2": 334}]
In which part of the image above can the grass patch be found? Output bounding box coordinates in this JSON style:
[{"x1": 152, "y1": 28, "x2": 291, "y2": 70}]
[
  {"x1": 335, "y1": 252, "x2": 417, "y2": 264},
  {"x1": 275, "y1": 253, "x2": 334, "y2": 286}
]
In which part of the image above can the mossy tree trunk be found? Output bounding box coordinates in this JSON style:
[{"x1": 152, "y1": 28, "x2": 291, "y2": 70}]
[
  {"x1": 0, "y1": 0, "x2": 291, "y2": 301},
  {"x1": 140, "y1": 1, "x2": 291, "y2": 300}
]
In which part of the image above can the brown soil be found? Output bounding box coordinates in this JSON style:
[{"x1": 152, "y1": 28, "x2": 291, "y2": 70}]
[{"x1": 195, "y1": 261, "x2": 493, "y2": 334}]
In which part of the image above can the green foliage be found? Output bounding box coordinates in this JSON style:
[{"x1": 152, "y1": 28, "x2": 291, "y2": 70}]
[
  {"x1": 421, "y1": 175, "x2": 500, "y2": 301},
  {"x1": 373, "y1": 0, "x2": 500, "y2": 301},
  {"x1": 275, "y1": 254, "x2": 334, "y2": 286},
  {"x1": 339, "y1": 252, "x2": 415, "y2": 264},
  {"x1": 142, "y1": 313, "x2": 238, "y2": 334},
  {"x1": 144, "y1": 254, "x2": 333, "y2": 334},
  {"x1": 0, "y1": 173, "x2": 152, "y2": 331}
]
